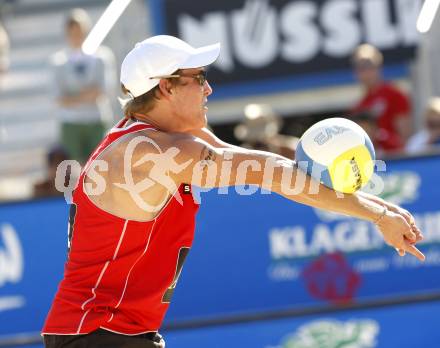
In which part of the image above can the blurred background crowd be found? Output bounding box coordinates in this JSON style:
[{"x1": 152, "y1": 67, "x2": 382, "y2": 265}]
[{"x1": 0, "y1": 0, "x2": 439, "y2": 200}]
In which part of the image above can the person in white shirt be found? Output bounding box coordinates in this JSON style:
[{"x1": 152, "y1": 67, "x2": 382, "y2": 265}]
[{"x1": 51, "y1": 8, "x2": 116, "y2": 164}]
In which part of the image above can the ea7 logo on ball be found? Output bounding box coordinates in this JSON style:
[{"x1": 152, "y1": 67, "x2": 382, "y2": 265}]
[{"x1": 314, "y1": 126, "x2": 349, "y2": 146}]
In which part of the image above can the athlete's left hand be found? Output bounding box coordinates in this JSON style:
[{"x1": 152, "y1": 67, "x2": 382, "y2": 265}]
[{"x1": 381, "y1": 202, "x2": 423, "y2": 256}]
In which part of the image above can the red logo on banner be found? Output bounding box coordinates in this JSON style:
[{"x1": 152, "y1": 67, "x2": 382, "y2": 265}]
[{"x1": 302, "y1": 252, "x2": 361, "y2": 304}]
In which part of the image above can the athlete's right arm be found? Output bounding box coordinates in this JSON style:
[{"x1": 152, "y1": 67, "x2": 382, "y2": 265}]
[{"x1": 127, "y1": 131, "x2": 424, "y2": 260}]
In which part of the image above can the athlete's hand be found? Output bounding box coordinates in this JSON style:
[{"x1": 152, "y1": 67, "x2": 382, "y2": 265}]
[
  {"x1": 376, "y1": 210, "x2": 425, "y2": 261},
  {"x1": 379, "y1": 202, "x2": 423, "y2": 256}
]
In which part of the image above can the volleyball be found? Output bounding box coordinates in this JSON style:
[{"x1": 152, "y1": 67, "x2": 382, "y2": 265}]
[{"x1": 295, "y1": 117, "x2": 376, "y2": 193}]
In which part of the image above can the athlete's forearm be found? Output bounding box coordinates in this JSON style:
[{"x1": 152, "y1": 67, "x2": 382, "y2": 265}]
[
  {"x1": 356, "y1": 190, "x2": 407, "y2": 215},
  {"x1": 186, "y1": 142, "x2": 389, "y2": 223},
  {"x1": 229, "y1": 151, "x2": 385, "y2": 223},
  {"x1": 274, "y1": 174, "x2": 385, "y2": 223},
  {"x1": 355, "y1": 190, "x2": 387, "y2": 207}
]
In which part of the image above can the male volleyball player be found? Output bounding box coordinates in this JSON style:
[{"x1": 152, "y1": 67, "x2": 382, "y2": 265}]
[{"x1": 42, "y1": 35, "x2": 424, "y2": 348}]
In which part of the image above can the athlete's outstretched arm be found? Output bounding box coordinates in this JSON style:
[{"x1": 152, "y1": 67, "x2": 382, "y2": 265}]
[
  {"x1": 188, "y1": 128, "x2": 423, "y2": 257},
  {"x1": 171, "y1": 135, "x2": 425, "y2": 261}
]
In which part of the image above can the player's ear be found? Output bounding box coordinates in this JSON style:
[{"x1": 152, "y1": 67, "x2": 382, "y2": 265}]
[{"x1": 158, "y1": 79, "x2": 173, "y2": 99}]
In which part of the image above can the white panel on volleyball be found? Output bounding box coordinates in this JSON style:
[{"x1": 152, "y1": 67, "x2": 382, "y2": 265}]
[{"x1": 299, "y1": 118, "x2": 368, "y2": 167}]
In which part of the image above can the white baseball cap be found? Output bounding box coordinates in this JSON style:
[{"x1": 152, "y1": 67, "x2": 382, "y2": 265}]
[{"x1": 120, "y1": 35, "x2": 221, "y2": 98}]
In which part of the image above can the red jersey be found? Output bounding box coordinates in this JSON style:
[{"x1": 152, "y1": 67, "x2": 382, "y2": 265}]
[
  {"x1": 351, "y1": 83, "x2": 410, "y2": 151},
  {"x1": 42, "y1": 119, "x2": 199, "y2": 335}
]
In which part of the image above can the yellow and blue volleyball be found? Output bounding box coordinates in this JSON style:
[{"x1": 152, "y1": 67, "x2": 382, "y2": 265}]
[{"x1": 295, "y1": 118, "x2": 375, "y2": 193}]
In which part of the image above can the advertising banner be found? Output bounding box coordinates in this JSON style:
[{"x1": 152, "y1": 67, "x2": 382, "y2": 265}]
[
  {"x1": 151, "y1": 0, "x2": 421, "y2": 97},
  {"x1": 0, "y1": 155, "x2": 439, "y2": 338},
  {"x1": 164, "y1": 300, "x2": 440, "y2": 348},
  {"x1": 10, "y1": 300, "x2": 440, "y2": 348},
  {"x1": 166, "y1": 154, "x2": 440, "y2": 322},
  {"x1": 0, "y1": 198, "x2": 67, "y2": 337}
]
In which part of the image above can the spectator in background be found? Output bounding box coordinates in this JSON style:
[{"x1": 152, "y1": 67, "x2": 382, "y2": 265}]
[
  {"x1": 350, "y1": 44, "x2": 411, "y2": 153},
  {"x1": 351, "y1": 111, "x2": 383, "y2": 157},
  {"x1": 234, "y1": 103, "x2": 298, "y2": 158},
  {"x1": 33, "y1": 146, "x2": 70, "y2": 198},
  {"x1": 406, "y1": 97, "x2": 440, "y2": 154},
  {"x1": 0, "y1": 21, "x2": 9, "y2": 81},
  {"x1": 51, "y1": 8, "x2": 116, "y2": 164},
  {"x1": 351, "y1": 111, "x2": 400, "y2": 158}
]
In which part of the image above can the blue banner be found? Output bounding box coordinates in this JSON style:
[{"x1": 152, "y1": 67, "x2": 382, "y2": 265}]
[
  {"x1": 163, "y1": 300, "x2": 440, "y2": 348},
  {"x1": 0, "y1": 198, "x2": 67, "y2": 336},
  {"x1": 149, "y1": 0, "x2": 419, "y2": 98},
  {"x1": 12, "y1": 300, "x2": 440, "y2": 348},
  {"x1": 0, "y1": 154, "x2": 439, "y2": 338},
  {"x1": 166, "y1": 154, "x2": 440, "y2": 322}
]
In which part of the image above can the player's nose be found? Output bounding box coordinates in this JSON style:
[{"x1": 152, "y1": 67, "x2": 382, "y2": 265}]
[{"x1": 204, "y1": 81, "x2": 212, "y2": 97}]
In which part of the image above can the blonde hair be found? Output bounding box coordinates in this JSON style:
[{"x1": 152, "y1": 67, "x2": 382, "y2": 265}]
[
  {"x1": 120, "y1": 84, "x2": 160, "y2": 119},
  {"x1": 352, "y1": 44, "x2": 383, "y2": 67},
  {"x1": 119, "y1": 70, "x2": 184, "y2": 119}
]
